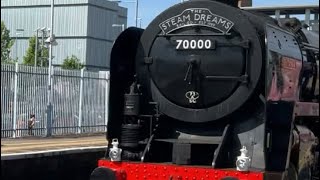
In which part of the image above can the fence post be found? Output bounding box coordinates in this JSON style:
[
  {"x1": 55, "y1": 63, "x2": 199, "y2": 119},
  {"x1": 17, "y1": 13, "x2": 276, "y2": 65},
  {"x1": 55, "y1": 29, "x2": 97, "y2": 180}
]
[
  {"x1": 104, "y1": 71, "x2": 110, "y2": 132},
  {"x1": 78, "y1": 68, "x2": 84, "y2": 134},
  {"x1": 12, "y1": 62, "x2": 19, "y2": 138}
]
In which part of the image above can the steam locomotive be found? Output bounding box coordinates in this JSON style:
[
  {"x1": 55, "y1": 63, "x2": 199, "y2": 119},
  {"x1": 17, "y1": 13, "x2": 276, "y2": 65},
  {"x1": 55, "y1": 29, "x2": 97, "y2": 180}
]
[{"x1": 91, "y1": 0, "x2": 319, "y2": 179}]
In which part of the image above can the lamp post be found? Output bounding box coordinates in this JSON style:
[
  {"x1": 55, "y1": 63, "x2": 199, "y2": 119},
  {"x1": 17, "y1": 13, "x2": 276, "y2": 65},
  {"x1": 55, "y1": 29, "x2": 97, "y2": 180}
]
[
  {"x1": 39, "y1": 27, "x2": 47, "y2": 67},
  {"x1": 32, "y1": 27, "x2": 47, "y2": 112},
  {"x1": 15, "y1": 29, "x2": 24, "y2": 61},
  {"x1": 46, "y1": 0, "x2": 57, "y2": 137},
  {"x1": 135, "y1": 0, "x2": 138, "y2": 27},
  {"x1": 34, "y1": 28, "x2": 40, "y2": 67},
  {"x1": 32, "y1": 28, "x2": 40, "y2": 115},
  {"x1": 137, "y1": 17, "x2": 142, "y2": 28},
  {"x1": 110, "y1": 0, "x2": 138, "y2": 27},
  {"x1": 34, "y1": 27, "x2": 48, "y2": 67},
  {"x1": 15, "y1": 33, "x2": 21, "y2": 60}
]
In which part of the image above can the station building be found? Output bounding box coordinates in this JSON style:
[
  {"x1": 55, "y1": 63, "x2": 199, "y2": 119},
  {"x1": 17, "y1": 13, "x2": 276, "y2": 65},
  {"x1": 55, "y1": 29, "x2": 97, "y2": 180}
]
[
  {"x1": 1, "y1": 0, "x2": 127, "y2": 70},
  {"x1": 241, "y1": 4, "x2": 319, "y2": 32}
]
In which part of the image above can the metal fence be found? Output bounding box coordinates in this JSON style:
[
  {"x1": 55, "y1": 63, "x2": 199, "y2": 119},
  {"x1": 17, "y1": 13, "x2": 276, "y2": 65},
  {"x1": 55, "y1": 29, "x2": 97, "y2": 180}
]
[{"x1": 1, "y1": 63, "x2": 110, "y2": 138}]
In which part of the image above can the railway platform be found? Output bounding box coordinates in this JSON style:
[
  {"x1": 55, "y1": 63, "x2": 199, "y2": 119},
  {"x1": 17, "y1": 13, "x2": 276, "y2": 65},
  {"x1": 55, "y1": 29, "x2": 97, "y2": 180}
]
[{"x1": 1, "y1": 134, "x2": 107, "y2": 160}]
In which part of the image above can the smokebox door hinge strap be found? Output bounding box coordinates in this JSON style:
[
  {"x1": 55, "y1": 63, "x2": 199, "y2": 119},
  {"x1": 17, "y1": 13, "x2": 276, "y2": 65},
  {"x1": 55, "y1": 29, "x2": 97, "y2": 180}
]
[{"x1": 144, "y1": 57, "x2": 153, "y2": 64}]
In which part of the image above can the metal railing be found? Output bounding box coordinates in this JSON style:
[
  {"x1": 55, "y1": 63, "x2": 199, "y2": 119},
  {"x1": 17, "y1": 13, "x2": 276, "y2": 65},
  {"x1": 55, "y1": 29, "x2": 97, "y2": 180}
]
[{"x1": 1, "y1": 63, "x2": 110, "y2": 138}]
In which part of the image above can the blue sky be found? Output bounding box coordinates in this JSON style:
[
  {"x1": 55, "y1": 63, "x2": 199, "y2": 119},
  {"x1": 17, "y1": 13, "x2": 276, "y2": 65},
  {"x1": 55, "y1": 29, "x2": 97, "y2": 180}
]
[{"x1": 117, "y1": 0, "x2": 319, "y2": 28}]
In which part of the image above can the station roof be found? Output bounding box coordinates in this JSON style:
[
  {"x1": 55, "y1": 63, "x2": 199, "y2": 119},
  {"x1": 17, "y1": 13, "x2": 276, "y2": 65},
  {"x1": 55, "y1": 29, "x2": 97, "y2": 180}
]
[{"x1": 241, "y1": 4, "x2": 319, "y2": 15}]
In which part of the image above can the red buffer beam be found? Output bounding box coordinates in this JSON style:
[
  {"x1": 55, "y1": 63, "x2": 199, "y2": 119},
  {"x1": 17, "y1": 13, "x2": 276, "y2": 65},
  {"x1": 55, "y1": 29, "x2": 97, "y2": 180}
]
[{"x1": 97, "y1": 160, "x2": 264, "y2": 180}]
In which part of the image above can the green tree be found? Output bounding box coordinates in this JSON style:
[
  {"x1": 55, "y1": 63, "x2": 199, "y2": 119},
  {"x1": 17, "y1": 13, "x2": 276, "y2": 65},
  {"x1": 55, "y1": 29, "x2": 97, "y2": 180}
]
[
  {"x1": 61, "y1": 55, "x2": 84, "y2": 70},
  {"x1": 23, "y1": 36, "x2": 49, "y2": 66},
  {"x1": 1, "y1": 21, "x2": 15, "y2": 63}
]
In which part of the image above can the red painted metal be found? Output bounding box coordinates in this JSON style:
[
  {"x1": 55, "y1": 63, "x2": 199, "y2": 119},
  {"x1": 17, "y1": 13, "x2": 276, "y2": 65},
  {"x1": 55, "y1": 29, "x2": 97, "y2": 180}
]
[
  {"x1": 268, "y1": 56, "x2": 302, "y2": 101},
  {"x1": 98, "y1": 159, "x2": 264, "y2": 180},
  {"x1": 294, "y1": 101, "x2": 319, "y2": 117}
]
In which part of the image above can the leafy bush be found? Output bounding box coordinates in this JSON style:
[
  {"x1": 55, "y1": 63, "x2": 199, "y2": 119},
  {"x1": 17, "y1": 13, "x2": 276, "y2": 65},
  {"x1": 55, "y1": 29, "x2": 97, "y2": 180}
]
[
  {"x1": 61, "y1": 55, "x2": 84, "y2": 70},
  {"x1": 23, "y1": 36, "x2": 49, "y2": 66},
  {"x1": 1, "y1": 21, "x2": 14, "y2": 63}
]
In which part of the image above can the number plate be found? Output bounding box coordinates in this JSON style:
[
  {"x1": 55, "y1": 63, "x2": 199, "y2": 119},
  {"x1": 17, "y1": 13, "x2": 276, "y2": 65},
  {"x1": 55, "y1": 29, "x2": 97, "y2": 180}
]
[{"x1": 175, "y1": 39, "x2": 216, "y2": 50}]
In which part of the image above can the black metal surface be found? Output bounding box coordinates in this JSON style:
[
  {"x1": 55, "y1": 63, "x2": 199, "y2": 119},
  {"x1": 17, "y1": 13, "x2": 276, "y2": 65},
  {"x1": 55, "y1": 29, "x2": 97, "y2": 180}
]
[
  {"x1": 221, "y1": 178, "x2": 239, "y2": 180},
  {"x1": 230, "y1": 95, "x2": 267, "y2": 170},
  {"x1": 149, "y1": 37, "x2": 245, "y2": 108},
  {"x1": 90, "y1": 167, "x2": 117, "y2": 180},
  {"x1": 136, "y1": 0, "x2": 263, "y2": 122},
  {"x1": 124, "y1": 94, "x2": 140, "y2": 115},
  {"x1": 107, "y1": 27, "x2": 144, "y2": 141},
  {"x1": 102, "y1": 0, "x2": 318, "y2": 176},
  {"x1": 190, "y1": 0, "x2": 239, "y2": 7},
  {"x1": 212, "y1": 124, "x2": 230, "y2": 168},
  {"x1": 205, "y1": 75, "x2": 248, "y2": 83},
  {"x1": 154, "y1": 137, "x2": 222, "y2": 144},
  {"x1": 263, "y1": 172, "x2": 284, "y2": 180},
  {"x1": 120, "y1": 124, "x2": 141, "y2": 148},
  {"x1": 265, "y1": 24, "x2": 303, "y2": 60},
  {"x1": 172, "y1": 143, "x2": 192, "y2": 165},
  {"x1": 124, "y1": 82, "x2": 140, "y2": 116},
  {"x1": 265, "y1": 101, "x2": 295, "y2": 172},
  {"x1": 141, "y1": 134, "x2": 155, "y2": 162},
  {"x1": 277, "y1": 18, "x2": 319, "y2": 102}
]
